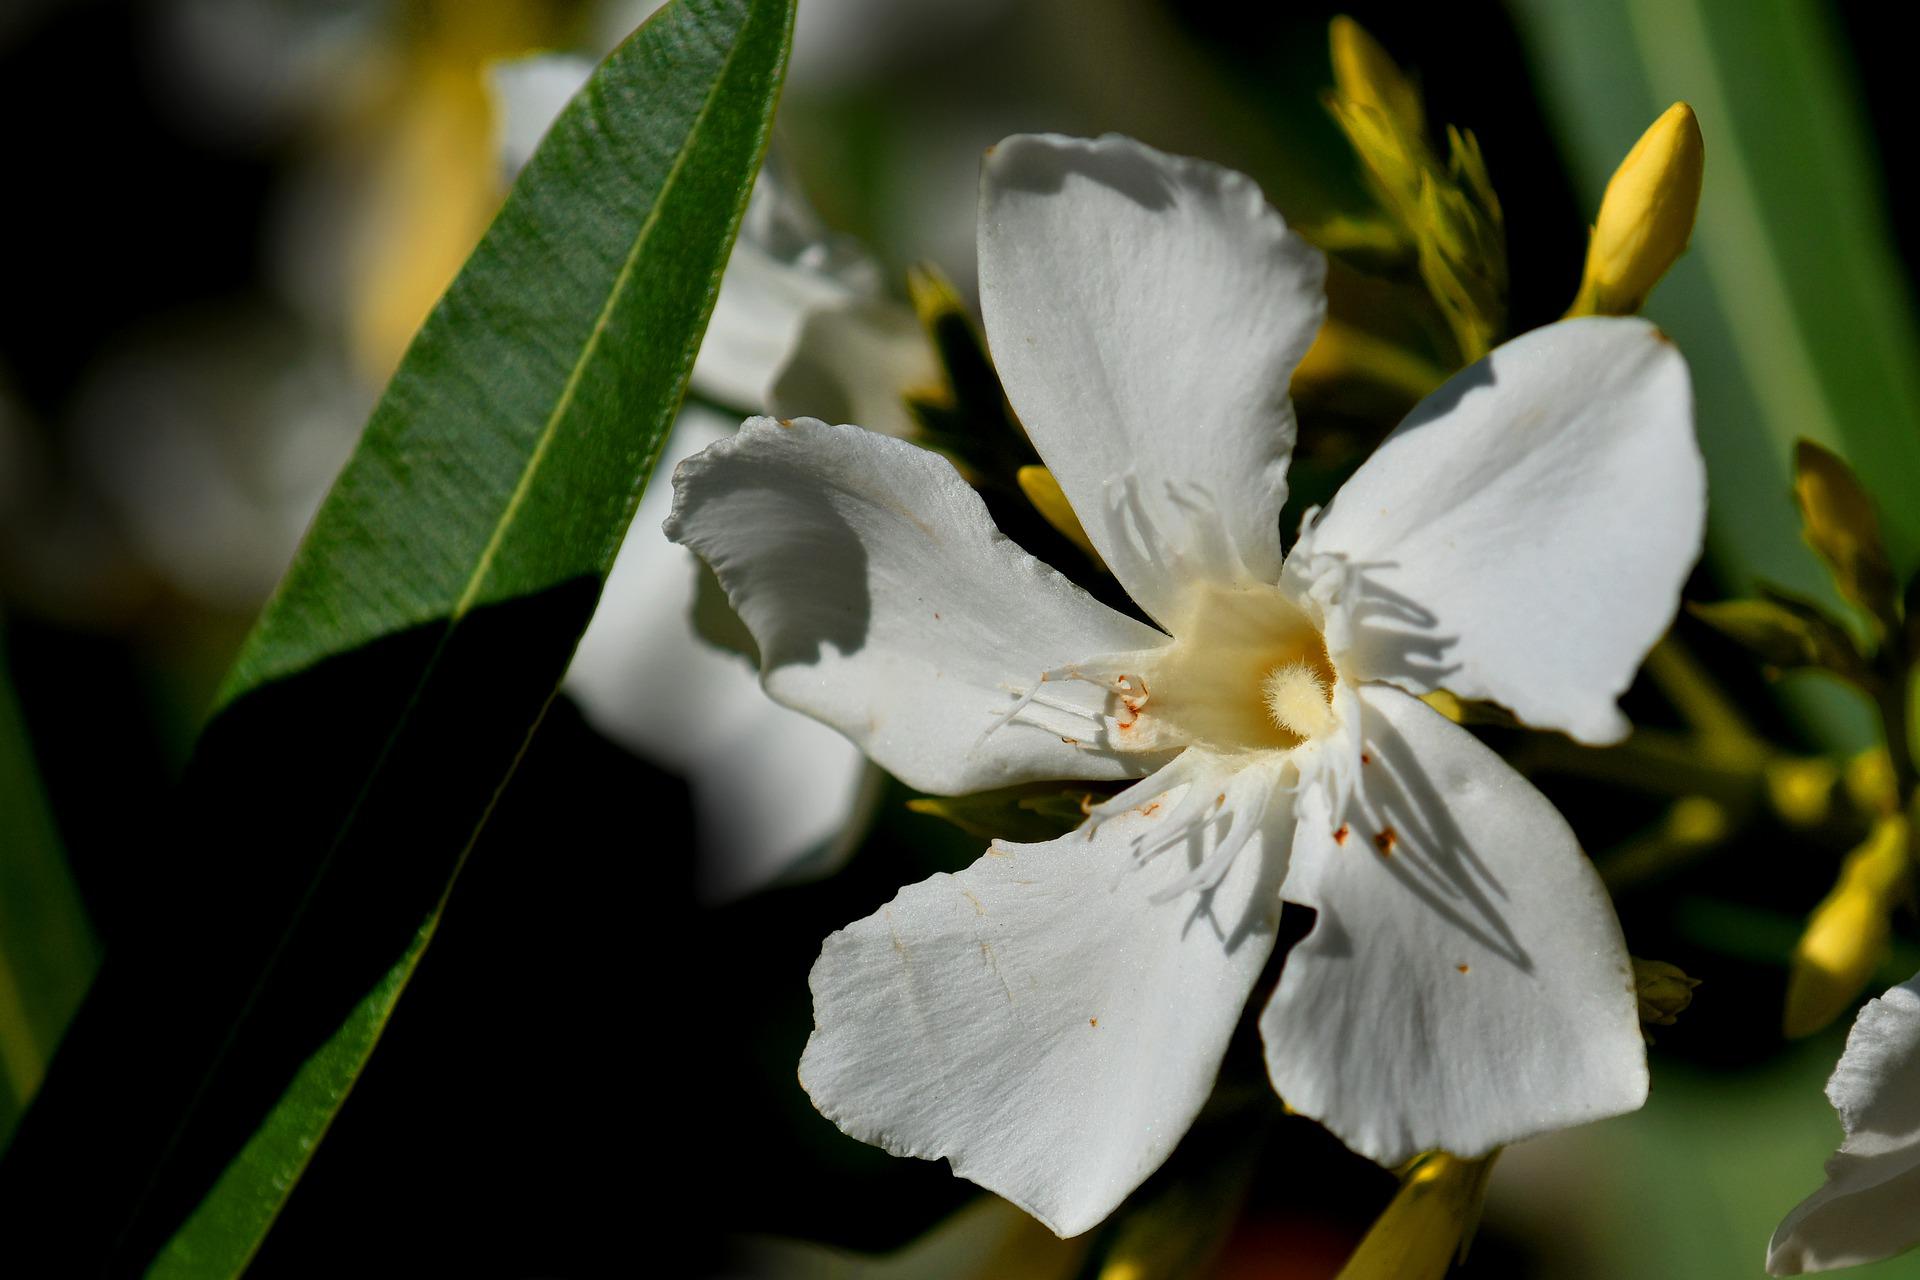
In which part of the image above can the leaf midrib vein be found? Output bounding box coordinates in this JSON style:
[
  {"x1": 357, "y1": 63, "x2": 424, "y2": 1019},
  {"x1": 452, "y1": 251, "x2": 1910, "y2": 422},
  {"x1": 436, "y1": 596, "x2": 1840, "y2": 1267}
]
[{"x1": 119, "y1": 8, "x2": 763, "y2": 1266}]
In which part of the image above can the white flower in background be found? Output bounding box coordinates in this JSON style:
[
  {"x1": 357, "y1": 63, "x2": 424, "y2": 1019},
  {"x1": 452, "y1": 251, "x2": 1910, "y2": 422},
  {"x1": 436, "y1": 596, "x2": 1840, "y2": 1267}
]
[
  {"x1": 567, "y1": 405, "x2": 886, "y2": 900},
  {"x1": 1769, "y1": 972, "x2": 1920, "y2": 1274},
  {"x1": 595, "y1": 0, "x2": 1013, "y2": 92},
  {"x1": 488, "y1": 52, "x2": 930, "y2": 432},
  {"x1": 667, "y1": 133, "x2": 1704, "y2": 1233},
  {"x1": 490, "y1": 53, "x2": 935, "y2": 899},
  {"x1": 73, "y1": 314, "x2": 371, "y2": 610}
]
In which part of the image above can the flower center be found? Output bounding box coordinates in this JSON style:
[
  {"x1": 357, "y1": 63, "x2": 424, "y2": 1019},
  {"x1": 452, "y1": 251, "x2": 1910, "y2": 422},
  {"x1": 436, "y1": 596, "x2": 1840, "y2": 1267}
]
[
  {"x1": 1263, "y1": 660, "x2": 1336, "y2": 739},
  {"x1": 1136, "y1": 583, "x2": 1337, "y2": 754}
]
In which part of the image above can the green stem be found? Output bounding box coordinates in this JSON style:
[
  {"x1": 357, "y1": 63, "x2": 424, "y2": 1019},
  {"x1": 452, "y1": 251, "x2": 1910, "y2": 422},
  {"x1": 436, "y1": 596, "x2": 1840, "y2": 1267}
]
[
  {"x1": 1509, "y1": 725, "x2": 1769, "y2": 813},
  {"x1": 1645, "y1": 634, "x2": 1759, "y2": 747},
  {"x1": 1595, "y1": 797, "x2": 1731, "y2": 893},
  {"x1": 1868, "y1": 628, "x2": 1920, "y2": 887}
]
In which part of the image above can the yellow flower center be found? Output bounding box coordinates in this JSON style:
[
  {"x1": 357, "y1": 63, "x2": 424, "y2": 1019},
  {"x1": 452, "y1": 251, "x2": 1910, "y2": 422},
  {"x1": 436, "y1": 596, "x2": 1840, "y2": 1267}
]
[
  {"x1": 1263, "y1": 660, "x2": 1337, "y2": 739},
  {"x1": 1137, "y1": 584, "x2": 1337, "y2": 754}
]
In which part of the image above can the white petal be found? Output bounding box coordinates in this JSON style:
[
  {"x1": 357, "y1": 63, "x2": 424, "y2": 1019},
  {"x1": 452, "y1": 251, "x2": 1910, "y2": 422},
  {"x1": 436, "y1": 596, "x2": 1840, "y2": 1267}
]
[
  {"x1": 1261, "y1": 684, "x2": 1647, "y2": 1165},
  {"x1": 684, "y1": 710, "x2": 879, "y2": 902},
  {"x1": 695, "y1": 163, "x2": 887, "y2": 411},
  {"x1": 566, "y1": 407, "x2": 871, "y2": 900},
  {"x1": 1768, "y1": 973, "x2": 1920, "y2": 1274},
  {"x1": 1294, "y1": 317, "x2": 1702, "y2": 745},
  {"x1": 485, "y1": 53, "x2": 593, "y2": 181},
  {"x1": 766, "y1": 297, "x2": 936, "y2": 441},
  {"x1": 800, "y1": 752, "x2": 1292, "y2": 1236},
  {"x1": 666, "y1": 417, "x2": 1170, "y2": 794},
  {"x1": 977, "y1": 133, "x2": 1326, "y2": 626}
]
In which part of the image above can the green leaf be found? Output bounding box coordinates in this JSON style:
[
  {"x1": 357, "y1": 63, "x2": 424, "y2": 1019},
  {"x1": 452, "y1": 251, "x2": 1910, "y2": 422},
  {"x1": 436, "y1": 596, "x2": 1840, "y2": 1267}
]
[
  {"x1": 1687, "y1": 593, "x2": 1867, "y2": 683},
  {"x1": 1512, "y1": 0, "x2": 1920, "y2": 751},
  {"x1": 0, "y1": 1, "x2": 793, "y2": 1272},
  {"x1": 1904, "y1": 567, "x2": 1920, "y2": 661},
  {"x1": 0, "y1": 622, "x2": 98, "y2": 1147}
]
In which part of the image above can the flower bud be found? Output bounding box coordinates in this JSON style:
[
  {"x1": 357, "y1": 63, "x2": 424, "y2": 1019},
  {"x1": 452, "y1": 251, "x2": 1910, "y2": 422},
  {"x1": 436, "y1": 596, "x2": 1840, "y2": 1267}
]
[
  {"x1": 1785, "y1": 815, "x2": 1910, "y2": 1038},
  {"x1": 1794, "y1": 439, "x2": 1898, "y2": 629},
  {"x1": 1017, "y1": 465, "x2": 1106, "y2": 569},
  {"x1": 1324, "y1": 18, "x2": 1505, "y2": 363},
  {"x1": 1569, "y1": 103, "x2": 1704, "y2": 317},
  {"x1": 1337, "y1": 1152, "x2": 1498, "y2": 1280},
  {"x1": 1766, "y1": 757, "x2": 1840, "y2": 829},
  {"x1": 1329, "y1": 16, "x2": 1424, "y2": 137},
  {"x1": 1846, "y1": 748, "x2": 1898, "y2": 817},
  {"x1": 1634, "y1": 957, "x2": 1701, "y2": 1029}
]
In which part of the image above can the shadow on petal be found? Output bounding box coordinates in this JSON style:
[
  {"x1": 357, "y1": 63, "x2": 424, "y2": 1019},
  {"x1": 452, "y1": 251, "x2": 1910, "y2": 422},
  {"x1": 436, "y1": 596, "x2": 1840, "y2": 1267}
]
[{"x1": 1340, "y1": 702, "x2": 1533, "y2": 974}]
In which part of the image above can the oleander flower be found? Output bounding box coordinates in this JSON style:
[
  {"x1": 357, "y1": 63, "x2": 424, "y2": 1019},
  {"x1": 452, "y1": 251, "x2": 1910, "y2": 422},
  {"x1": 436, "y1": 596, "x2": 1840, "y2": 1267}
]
[
  {"x1": 1769, "y1": 971, "x2": 1920, "y2": 1274},
  {"x1": 667, "y1": 132, "x2": 1704, "y2": 1233}
]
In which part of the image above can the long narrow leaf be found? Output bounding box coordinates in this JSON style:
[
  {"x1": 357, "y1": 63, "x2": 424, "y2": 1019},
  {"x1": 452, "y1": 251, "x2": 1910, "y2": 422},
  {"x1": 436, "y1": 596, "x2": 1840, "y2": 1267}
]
[
  {"x1": 0, "y1": 0, "x2": 792, "y2": 1271},
  {"x1": 1513, "y1": 0, "x2": 1920, "y2": 748},
  {"x1": 0, "y1": 623, "x2": 97, "y2": 1146}
]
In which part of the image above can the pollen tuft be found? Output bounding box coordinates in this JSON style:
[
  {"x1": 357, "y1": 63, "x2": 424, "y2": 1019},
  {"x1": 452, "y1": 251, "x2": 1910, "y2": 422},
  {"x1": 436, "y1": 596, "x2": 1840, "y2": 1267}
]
[{"x1": 1262, "y1": 661, "x2": 1336, "y2": 739}]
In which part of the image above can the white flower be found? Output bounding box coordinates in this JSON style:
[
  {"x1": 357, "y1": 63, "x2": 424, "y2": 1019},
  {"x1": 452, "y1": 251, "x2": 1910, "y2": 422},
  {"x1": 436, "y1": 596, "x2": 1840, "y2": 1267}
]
[
  {"x1": 490, "y1": 52, "x2": 934, "y2": 898},
  {"x1": 1769, "y1": 971, "x2": 1920, "y2": 1274},
  {"x1": 487, "y1": 53, "x2": 932, "y2": 430},
  {"x1": 566, "y1": 406, "x2": 882, "y2": 901},
  {"x1": 673, "y1": 131, "x2": 1702, "y2": 1234},
  {"x1": 594, "y1": 0, "x2": 1015, "y2": 92}
]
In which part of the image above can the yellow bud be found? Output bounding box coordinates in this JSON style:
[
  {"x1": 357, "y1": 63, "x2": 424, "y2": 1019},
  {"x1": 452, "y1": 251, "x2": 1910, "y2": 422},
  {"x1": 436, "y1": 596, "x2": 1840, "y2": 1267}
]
[
  {"x1": 1324, "y1": 18, "x2": 1506, "y2": 364},
  {"x1": 1766, "y1": 756, "x2": 1840, "y2": 828},
  {"x1": 1667, "y1": 795, "x2": 1730, "y2": 846},
  {"x1": 1846, "y1": 748, "x2": 1898, "y2": 817},
  {"x1": 1017, "y1": 466, "x2": 1107, "y2": 570},
  {"x1": 906, "y1": 261, "x2": 968, "y2": 335},
  {"x1": 1785, "y1": 815, "x2": 1911, "y2": 1037},
  {"x1": 1329, "y1": 16, "x2": 1425, "y2": 138},
  {"x1": 1633, "y1": 957, "x2": 1701, "y2": 1028},
  {"x1": 907, "y1": 783, "x2": 1092, "y2": 844},
  {"x1": 1415, "y1": 690, "x2": 1518, "y2": 729},
  {"x1": 1337, "y1": 1152, "x2": 1499, "y2": 1280},
  {"x1": 1794, "y1": 439, "x2": 1898, "y2": 627},
  {"x1": 1568, "y1": 103, "x2": 1704, "y2": 318}
]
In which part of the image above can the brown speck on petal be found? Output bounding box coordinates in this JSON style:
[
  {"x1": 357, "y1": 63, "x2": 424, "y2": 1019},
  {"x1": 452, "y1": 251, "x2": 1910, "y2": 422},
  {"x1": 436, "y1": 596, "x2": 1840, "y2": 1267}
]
[
  {"x1": 1373, "y1": 826, "x2": 1398, "y2": 855},
  {"x1": 1061, "y1": 736, "x2": 1079, "y2": 745},
  {"x1": 1333, "y1": 823, "x2": 1350, "y2": 846},
  {"x1": 1089, "y1": 1017, "x2": 1099, "y2": 1028},
  {"x1": 1360, "y1": 751, "x2": 1373, "y2": 765},
  {"x1": 1457, "y1": 964, "x2": 1471, "y2": 974}
]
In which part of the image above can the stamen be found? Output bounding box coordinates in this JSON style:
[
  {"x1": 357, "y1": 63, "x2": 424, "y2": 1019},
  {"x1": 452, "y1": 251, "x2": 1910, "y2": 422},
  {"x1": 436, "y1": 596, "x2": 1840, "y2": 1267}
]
[
  {"x1": 1263, "y1": 661, "x2": 1336, "y2": 739},
  {"x1": 1084, "y1": 750, "x2": 1210, "y2": 834},
  {"x1": 978, "y1": 665, "x2": 1138, "y2": 750},
  {"x1": 1025, "y1": 691, "x2": 1110, "y2": 721},
  {"x1": 1148, "y1": 767, "x2": 1278, "y2": 903}
]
